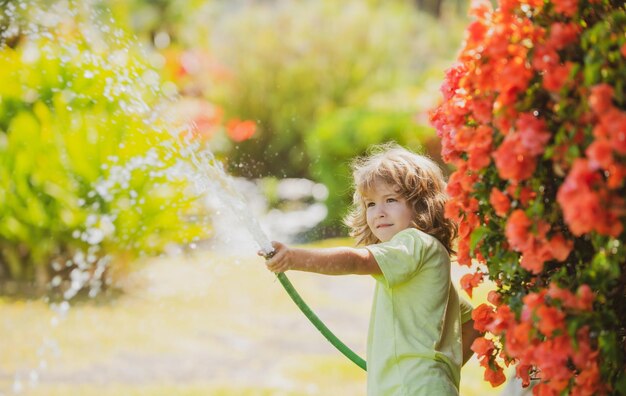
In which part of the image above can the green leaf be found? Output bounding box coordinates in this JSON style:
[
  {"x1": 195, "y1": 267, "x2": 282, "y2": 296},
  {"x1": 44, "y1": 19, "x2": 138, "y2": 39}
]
[{"x1": 470, "y1": 226, "x2": 490, "y2": 251}]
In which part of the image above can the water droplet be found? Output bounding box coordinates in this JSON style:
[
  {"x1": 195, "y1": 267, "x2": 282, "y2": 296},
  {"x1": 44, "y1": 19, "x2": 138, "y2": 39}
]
[{"x1": 154, "y1": 31, "x2": 170, "y2": 49}]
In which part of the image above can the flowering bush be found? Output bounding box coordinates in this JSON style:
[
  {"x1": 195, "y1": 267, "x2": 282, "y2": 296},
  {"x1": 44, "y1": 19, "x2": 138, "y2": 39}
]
[{"x1": 430, "y1": 0, "x2": 625, "y2": 394}]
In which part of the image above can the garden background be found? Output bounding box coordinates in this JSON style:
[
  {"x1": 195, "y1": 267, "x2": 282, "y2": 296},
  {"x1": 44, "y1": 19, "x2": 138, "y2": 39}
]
[{"x1": 3, "y1": 0, "x2": 623, "y2": 395}]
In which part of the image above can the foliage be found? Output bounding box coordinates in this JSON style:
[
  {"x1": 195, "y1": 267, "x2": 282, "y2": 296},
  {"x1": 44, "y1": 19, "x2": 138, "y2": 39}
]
[
  {"x1": 98, "y1": 0, "x2": 469, "y2": 231},
  {"x1": 0, "y1": 6, "x2": 210, "y2": 287},
  {"x1": 196, "y1": 0, "x2": 455, "y2": 178},
  {"x1": 431, "y1": 0, "x2": 626, "y2": 393},
  {"x1": 307, "y1": 108, "x2": 437, "y2": 233}
]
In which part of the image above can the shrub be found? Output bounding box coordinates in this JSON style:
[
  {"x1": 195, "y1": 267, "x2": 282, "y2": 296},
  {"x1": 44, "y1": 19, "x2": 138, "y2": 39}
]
[
  {"x1": 197, "y1": 0, "x2": 438, "y2": 178},
  {"x1": 431, "y1": 0, "x2": 625, "y2": 393},
  {"x1": 0, "y1": 6, "x2": 209, "y2": 290}
]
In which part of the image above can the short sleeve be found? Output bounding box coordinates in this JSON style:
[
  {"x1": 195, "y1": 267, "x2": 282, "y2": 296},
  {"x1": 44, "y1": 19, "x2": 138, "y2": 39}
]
[
  {"x1": 459, "y1": 294, "x2": 474, "y2": 324},
  {"x1": 365, "y1": 229, "x2": 425, "y2": 288}
]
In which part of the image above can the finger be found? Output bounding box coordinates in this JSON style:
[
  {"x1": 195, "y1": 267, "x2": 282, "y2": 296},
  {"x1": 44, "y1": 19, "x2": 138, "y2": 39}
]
[
  {"x1": 266, "y1": 259, "x2": 285, "y2": 273},
  {"x1": 271, "y1": 241, "x2": 284, "y2": 251},
  {"x1": 261, "y1": 250, "x2": 274, "y2": 258},
  {"x1": 269, "y1": 264, "x2": 286, "y2": 274}
]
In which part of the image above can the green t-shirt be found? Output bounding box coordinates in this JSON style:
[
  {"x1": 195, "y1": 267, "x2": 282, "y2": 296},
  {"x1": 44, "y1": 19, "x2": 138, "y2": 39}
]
[{"x1": 365, "y1": 228, "x2": 465, "y2": 396}]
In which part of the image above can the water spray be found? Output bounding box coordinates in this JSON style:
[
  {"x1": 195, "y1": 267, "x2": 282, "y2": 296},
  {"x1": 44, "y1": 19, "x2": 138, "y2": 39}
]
[
  {"x1": 182, "y1": 147, "x2": 367, "y2": 369},
  {"x1": 194, "y1": 157, "x2": 367, "y2": 369}
]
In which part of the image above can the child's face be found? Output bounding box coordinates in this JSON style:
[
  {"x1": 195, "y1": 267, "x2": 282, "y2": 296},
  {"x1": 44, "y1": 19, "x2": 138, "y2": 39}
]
[{"x1": 363, "y1": 180, "x2": 414, "y2": 243}]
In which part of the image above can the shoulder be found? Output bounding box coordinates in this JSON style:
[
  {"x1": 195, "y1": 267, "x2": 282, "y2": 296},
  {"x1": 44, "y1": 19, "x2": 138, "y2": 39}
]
[{"x1": 392, "y1": 228, "x2": 446, "y2": 253}]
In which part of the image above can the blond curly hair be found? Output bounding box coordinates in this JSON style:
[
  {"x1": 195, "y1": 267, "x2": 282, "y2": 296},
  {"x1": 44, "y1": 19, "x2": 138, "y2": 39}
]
[{"x1": 344, "y1": 143, "x2": 458, "y2": 254}]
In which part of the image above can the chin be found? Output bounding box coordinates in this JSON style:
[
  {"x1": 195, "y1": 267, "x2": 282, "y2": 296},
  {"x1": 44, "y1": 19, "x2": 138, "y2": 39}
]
[{"x1": 376, "y1": 235, "x2": 391, "y2": 243}]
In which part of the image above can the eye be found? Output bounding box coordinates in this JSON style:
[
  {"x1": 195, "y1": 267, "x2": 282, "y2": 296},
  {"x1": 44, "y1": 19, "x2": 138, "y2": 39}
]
[
  {"x1": 386, "y1": 198, "x2": 397, "y2": 203},
  {"x1": 366, "y1": 202, "x2": 375, "y2": 208}
]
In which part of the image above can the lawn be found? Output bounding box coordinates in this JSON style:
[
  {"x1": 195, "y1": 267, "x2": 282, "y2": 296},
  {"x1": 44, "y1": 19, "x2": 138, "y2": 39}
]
[{"x1": 1, "y1": 239, "x2": 506, "y2": 395}]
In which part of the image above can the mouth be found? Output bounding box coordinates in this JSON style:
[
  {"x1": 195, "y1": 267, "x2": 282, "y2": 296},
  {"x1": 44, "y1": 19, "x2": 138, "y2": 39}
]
[{"x1": 377, "y1": 224, "x2": 393, "y2": 229}]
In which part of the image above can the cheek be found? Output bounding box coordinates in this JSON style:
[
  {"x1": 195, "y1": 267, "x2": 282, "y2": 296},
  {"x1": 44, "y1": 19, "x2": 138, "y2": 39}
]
[
  {"x1": 365, "y1": 210, "x2": 374, "y2": 225},
  {"x1": 402, "y1": 206, "x2": 416, "y2": 223}
]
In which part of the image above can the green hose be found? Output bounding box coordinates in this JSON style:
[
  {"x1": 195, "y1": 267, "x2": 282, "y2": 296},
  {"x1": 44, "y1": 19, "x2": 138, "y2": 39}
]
[{"x1": 276, "y1": 272, "x2": 367, "y2": 371}]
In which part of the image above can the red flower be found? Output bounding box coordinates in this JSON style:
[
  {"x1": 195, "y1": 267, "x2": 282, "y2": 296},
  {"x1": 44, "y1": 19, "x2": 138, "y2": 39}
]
[
  {"x1": 552, "y1": 0, "x2": 578, "y2": 17},
  {"x1": 468, "y1": 126, "x2": 494, "y2": 171},
  {"x1": 543, "y1": 62, "x2": 574, "y2": 92},
  {"x1": 504, "y1": 321, "x2": 533, "y2": 358},
  {"x1": 521, "y1": 0, "x2": 544, "y2": 8},
  {"x1": 489, "y1": 188, "x2": 510, "y2": 217},
  {"x1": 516, "y1": 113, "x2": 551, "y2": 156},
  {"x1": 467, "y1": 20, "x2": 489, "y2": 45},
  {"x1": 488, "y1": 305, "x2": 515, "y2": 335},
  {"x1": 589, "y1": 84, "x2": 614, "y2": 115},
  {"x1": 547, "y1": 282, "x2": 578, "y2": 309},
  {"x1": 470, "y1": 97, "x2": 494, "y2": 124},
  {"x1": 457, "y1": 237, "x2": 472, "y2": 266},
  {"x1": 557, "y1": 159, "x2": 624, "y2": 236},
  {"x1": 440, "y1": 63, "x2": 467, "y2": 101},
  {"x1": 523, "y1": 289, "x2": 547, "y2": 311},
  {"x1": 586, "y1": 138, "x2": 614, "y2": 170},
  {"x1": 492, "y1": 134, "x2": 537, "y2": 181},
  {"x1": 515, "y1": 186, "x2": 538, "y2": 207},
  {"x1": 483, "y1": 360, "x2": 506, "y2": 387},
  {"x1": 547, "y1": 233, "x2": 573, "y2": 262},
  {"x1": 461, "y1": 271, "x2": 484, "y2": 298},
  {"x1": 572, "y1": 327, "x2": 595, "y2": 368},
  {"x1": 532, "y1": 335, "x2": 573, "y2": 384},
  {"x1": 472, "y1": 336, "x2": 496, "y2": 357},
  {"x1": 505, "y1": 210, "x2": 533, "y2": 252},
  {"x1": 574, "y1": 360, "x2": 602, "y2": 394},
  {"x1": 520, "y1": 247, "x2": 550, "y2": 274},
  {"x1": 548, "y1": 22, "x2": 580, "y2": 50},
  {"x1": 226, "y1": 119, "x2": 257, "y2": 142},
  {"x1": 536, "y1": 305, "x2": 566, "y2": 336},
  {"x1": 516, "y1": 363, "x2": 533, "y2": 387},
  {"x1": 472, "y1": 303, "x2": 495, "y2": 333},
  {"x1": 469, "y1": 0, "x2": 493, "y2": 19},
  {"x1": 487, "y1": 290, "x2": 502, "y2": 306},
  {"x1": 532, "y1": 44, "x2": 559, "y2": 72},
  {"x1": 454, "y1": 126, "x2": 494, "y2": 171},
  {"x1": 600, "y1": 108, "x2": 626, "y2": 155},
  {"x1": 606, "y1": 163, "x2": 626, "y2": 189},
  {"x1": 534, "y1": 382, "x2": 563, "y2": 396},
  {"x1": 576, "y1": 285, "x2": 594, "y2": 311}
]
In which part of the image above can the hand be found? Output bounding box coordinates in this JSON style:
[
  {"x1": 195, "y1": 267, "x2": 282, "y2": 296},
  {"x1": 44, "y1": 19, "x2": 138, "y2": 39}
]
[{"x1": 258, "y1": 241, "x2": 292, "y2": 273}]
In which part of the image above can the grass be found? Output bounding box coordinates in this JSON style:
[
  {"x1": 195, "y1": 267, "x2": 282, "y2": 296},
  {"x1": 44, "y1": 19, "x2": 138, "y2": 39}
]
[{"x1": 0, "y1": 239, "x2": 506, "y2": 395}]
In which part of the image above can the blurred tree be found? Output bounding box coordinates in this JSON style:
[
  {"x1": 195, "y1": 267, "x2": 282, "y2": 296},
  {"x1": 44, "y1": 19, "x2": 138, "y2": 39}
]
[
  {"x1": 415, "y1": 0, "x2": 444, "y2": 17},
  {"x1": 196, "y1": 0, "x2": 461, "y2": 178}
]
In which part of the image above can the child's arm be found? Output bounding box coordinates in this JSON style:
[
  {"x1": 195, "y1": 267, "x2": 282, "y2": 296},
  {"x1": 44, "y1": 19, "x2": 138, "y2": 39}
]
[
  {"x1": 261, "y1": 241, "x2": 382, "y2": 275},
  {"x1": 461, "y1": 319, "x2": 482, "y2": 365}
]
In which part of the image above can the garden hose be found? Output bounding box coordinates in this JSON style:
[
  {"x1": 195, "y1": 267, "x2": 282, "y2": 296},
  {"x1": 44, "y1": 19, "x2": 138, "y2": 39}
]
[
  {"x1": 275, "y1": 272, "x2": 367, "y2": 371},
  {"x1": 265, "y1": 252, "x2": 367, "y2": 371}
]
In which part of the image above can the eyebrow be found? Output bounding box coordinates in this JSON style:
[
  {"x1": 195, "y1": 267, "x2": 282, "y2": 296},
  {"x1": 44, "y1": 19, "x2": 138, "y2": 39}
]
[{"x1": 362, "y1": 193, "x2": 400, "y2": 200}]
